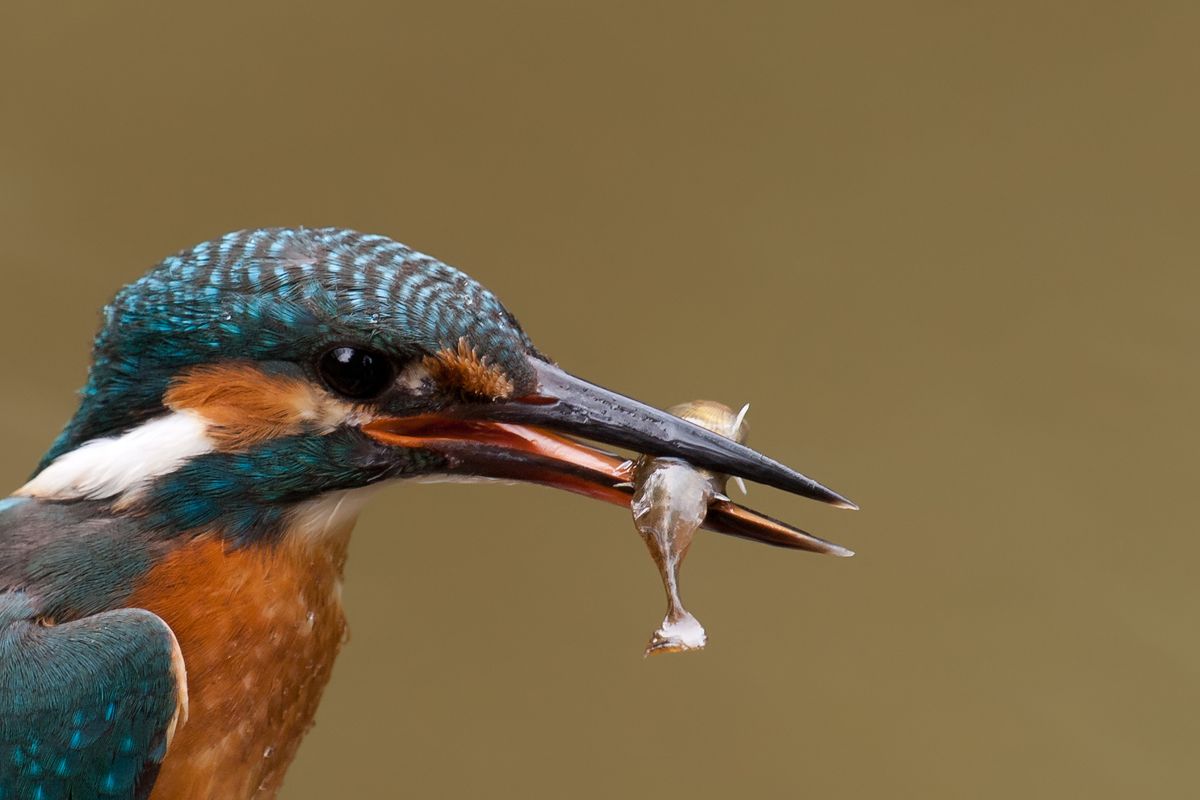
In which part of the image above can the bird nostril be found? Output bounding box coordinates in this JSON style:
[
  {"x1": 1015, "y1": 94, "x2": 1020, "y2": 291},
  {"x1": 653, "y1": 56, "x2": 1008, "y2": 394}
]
[{"x1": 514, "y1": 394, "x2": 557, "y2": 406}]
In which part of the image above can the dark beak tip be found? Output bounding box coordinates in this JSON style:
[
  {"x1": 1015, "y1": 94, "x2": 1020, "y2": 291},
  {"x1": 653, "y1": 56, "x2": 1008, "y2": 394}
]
[{"x1": 804, "y1": 482, "x2": 859, "y2": 511}]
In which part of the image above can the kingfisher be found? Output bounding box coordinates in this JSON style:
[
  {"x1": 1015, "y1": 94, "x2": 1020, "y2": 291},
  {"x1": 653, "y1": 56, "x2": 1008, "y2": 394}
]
[{"x1": 0, "y1": 227, "x2": 855, "y2": 799}]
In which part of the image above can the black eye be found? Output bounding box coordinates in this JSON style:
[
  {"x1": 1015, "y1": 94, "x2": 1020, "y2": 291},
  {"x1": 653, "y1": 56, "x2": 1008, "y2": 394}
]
[{"x1": 318, "y1": 346, "x2": 396, "y2": 399}]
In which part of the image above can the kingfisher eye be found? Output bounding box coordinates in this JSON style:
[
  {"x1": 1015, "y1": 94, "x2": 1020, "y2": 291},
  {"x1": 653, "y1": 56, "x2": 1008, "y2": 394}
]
[{"x1": 318, "y1": 347, "x2": 396, "y2": 399}]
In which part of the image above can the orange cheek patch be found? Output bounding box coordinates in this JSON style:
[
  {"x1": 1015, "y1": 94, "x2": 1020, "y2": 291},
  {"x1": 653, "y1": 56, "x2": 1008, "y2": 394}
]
[
  {"x1": 423, "y1": 337, "x2": 515, "y2": 401},
  {"x1": 165, "y1": 364, "x2": 353, "y2": 450}
]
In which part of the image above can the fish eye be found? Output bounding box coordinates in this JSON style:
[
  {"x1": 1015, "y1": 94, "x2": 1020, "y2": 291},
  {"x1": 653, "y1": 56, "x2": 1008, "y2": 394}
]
[{"x1": 317, "y1": 346, "x2": 396, "y2": 400}]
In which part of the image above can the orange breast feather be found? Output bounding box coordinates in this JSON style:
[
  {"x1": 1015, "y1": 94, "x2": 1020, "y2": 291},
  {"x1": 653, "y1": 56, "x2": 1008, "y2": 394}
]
[{"x1": 126, "y1": 522, "x2": 352, "y2": 800}]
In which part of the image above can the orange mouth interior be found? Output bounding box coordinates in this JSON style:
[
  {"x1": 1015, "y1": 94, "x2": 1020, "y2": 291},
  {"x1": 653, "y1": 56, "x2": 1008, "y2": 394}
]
[{"x1": 362, "y1": 415, "x2": 634, "y2": 506}]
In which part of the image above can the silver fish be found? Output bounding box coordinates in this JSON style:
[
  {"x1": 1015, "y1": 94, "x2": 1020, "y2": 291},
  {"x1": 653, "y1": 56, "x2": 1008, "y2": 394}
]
[{"x1": 630, "y1": 400, "x2": 750, "y2": 656}]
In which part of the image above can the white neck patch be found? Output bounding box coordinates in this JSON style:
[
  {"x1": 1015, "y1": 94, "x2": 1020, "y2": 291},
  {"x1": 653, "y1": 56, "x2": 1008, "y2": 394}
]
[{"x1": 18, "y1": 411, "x2": 216, "y2": 503}]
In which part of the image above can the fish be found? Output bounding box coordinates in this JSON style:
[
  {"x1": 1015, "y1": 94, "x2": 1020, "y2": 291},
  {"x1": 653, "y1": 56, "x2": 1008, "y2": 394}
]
[{"x1": 630, "y1": 400, "x2": 751, "y2": 656}]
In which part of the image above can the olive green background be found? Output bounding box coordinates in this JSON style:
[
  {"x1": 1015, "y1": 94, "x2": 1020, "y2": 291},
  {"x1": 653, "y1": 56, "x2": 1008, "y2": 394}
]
[{"x1": 1, "y1": 3, "x2": 1195, "y2": 798}]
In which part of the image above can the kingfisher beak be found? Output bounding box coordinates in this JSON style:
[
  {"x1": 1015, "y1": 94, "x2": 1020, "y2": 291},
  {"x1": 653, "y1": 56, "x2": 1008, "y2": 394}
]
[{"x1": 363, "y1": 357, "x2": 856, "y2": 556}]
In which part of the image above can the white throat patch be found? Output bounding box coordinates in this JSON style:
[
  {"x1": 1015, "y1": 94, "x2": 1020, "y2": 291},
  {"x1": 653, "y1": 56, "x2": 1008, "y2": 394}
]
[
  {"x1": 18, "y1": 412, "x2": 216, "y2": 503},
  {"x1": 287, "y1": 486, "x2": 380, "y2": 548}
]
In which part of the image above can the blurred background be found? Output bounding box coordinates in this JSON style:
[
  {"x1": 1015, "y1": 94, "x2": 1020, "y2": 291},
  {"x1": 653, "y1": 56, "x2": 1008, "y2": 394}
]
[{"x1": 1, "y1": 2, "x2": 1196, "y2": 797}]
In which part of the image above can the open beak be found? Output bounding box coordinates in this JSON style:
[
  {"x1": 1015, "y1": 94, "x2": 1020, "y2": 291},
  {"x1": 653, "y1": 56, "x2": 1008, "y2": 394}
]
[{"x1": 363, "y1": 357, "x2": 856, "y2": 556}]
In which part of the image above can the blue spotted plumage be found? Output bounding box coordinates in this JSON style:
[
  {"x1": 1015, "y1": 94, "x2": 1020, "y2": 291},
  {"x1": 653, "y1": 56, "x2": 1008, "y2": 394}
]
[
  {"x1": 45, "y1": 227, "x2": 536, "y2": 469},
  {"x1": 0, "y1": 591, "x2": 181, "y2": 800}
]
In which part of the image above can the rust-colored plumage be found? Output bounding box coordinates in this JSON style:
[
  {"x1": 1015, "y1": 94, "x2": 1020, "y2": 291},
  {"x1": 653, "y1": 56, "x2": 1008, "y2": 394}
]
[
  {"x1": 165, "y1": 364, "x2": 353, "y2": 451},
  {"x1": 423, "y1": 337, "x2": 515, "y2": 401},
  {"x1": 125, "y1": 522, "x2": 352, "y2": 799}
]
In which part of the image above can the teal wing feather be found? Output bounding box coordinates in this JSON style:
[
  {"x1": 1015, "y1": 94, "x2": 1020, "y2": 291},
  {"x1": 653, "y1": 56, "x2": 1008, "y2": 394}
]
[{"x1": 0, "y1": 593, "x2": 186, "y2": 800}]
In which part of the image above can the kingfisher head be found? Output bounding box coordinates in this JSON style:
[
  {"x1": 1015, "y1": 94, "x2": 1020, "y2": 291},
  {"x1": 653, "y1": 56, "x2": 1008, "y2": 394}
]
[{"x1": 19, "y1": 228, "x2": 853, "y2": 549}]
